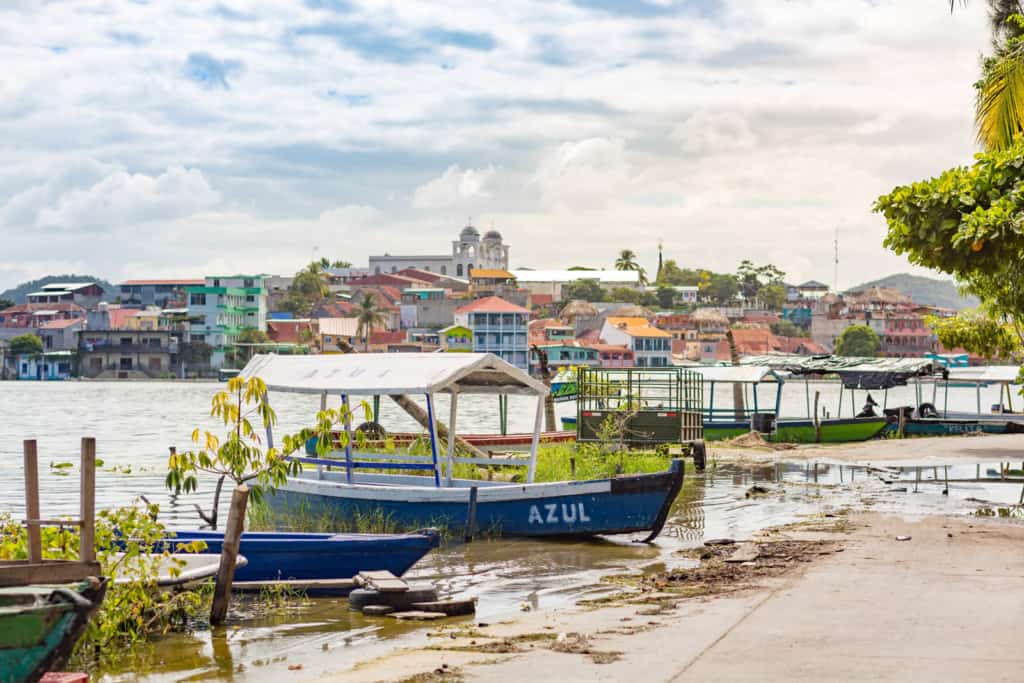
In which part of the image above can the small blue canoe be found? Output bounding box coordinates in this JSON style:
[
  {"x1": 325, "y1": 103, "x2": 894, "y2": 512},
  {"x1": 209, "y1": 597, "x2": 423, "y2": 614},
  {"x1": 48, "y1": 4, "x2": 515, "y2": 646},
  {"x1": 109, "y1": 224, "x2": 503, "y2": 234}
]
[{"x1": 159, "y1": 529, "x2": 439, "y2": 584}]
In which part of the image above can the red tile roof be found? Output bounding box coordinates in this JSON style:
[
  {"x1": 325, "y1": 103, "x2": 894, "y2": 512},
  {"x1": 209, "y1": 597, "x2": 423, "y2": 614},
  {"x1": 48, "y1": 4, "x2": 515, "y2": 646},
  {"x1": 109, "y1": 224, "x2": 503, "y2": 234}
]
[
  {"x1": 730, "y1": 328, "x2": 780, "y2": 354},
  {"x1": 267, "y1": 320, "x2": 312, "y2": 343},
  {"x1": 455, "y1": 296, "x2": 531, "y2": 314},
  {"x1": 370, "y1": 330, "x2": 406, "y2": 345},
  {"x1": 38, "y1": 318, "x2": 84, "y2": 329},
  {"x1": 311, "y1": 301, "x2": 355, "y2": 317},
  {"x1": 394, "y1": 268, "x2": 442, "y2": 283},
  {"x1": 106, "y1": 308, "x2": 137, "y2": 329},
  {"x1": 530, "y1": 293, "x2": 554, "y2": 307}
]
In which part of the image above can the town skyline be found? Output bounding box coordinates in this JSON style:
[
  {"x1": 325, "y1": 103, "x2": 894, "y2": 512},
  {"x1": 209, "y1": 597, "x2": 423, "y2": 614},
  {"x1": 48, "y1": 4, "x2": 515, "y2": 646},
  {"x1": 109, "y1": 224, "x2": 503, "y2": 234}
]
[{"x1": 1, "y1": 1, "x2": 991, "y2": 292}]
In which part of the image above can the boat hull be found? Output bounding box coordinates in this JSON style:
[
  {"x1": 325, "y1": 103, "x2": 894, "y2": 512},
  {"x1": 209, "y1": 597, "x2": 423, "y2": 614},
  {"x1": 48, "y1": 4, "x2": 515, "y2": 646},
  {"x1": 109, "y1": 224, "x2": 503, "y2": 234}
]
[
  {"x1": 265, "y1": 460, "x2": 685, "y2": 540},
  {"x1": 0, "y1": 579, "x2": 107, "y2": 683},
  {"x1": 160, "y1": 531, "x2": 440, "y2": 583},
  {"x1": 886, "y1": 419, "x2": 1024, "y2": 436},
  {"x1": 705, "y1": 417, "x2": 888, "y2": 443}
]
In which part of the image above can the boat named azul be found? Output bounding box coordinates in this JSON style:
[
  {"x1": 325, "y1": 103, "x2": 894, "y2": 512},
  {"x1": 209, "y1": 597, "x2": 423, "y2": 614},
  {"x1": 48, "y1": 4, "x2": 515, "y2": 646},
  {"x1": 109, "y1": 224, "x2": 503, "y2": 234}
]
[{"x1": 240, "y1": 353, "x2": 684, "y2": 541}]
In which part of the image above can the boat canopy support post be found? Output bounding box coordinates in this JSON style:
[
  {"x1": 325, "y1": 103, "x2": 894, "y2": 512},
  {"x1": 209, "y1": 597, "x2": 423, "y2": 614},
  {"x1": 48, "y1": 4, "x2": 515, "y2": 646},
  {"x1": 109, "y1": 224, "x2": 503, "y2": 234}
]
[
  {"x1": 753, "y1": 383, "x2": 759, "y2": 415},
  {"x1": 708, "y1": 381, "x2": 715, "y2": 421},
  {"x1": 318, "y1": 392, "x2": 327, "y2": 479},
  {"x1": 372, "y1": 395, "x2": 380, "y2": 422},
  {"x1": 944, "y1": 380, "x2": 950, "y2": 418},
  {"x1": 341, "y1": 394, "x2": 354, "y2": 484},
  {"x1": 838, "y1": 386, "x2": 843, "y2": 418},
  {"x1": 446, "y1": 392, "x2": 458, "y2": 487},
  {"x1": 774, "y1": 378, "x2": 783, "y2": 418},
  {"x1": 804, "y1": 378, "x2": 810, "y2": 418},
  {"x1": 527, "y1": 394, "x2": 544, "y2": 484},
  {"x1": 977, "y1": 382, "x2": 982, "y2": 416},
  {"x1": 883, "y1": 388, "x2": 888, "y2": 410},
  {"x1": 425, "y1": 393, "x2": 442, "y2": 487}
]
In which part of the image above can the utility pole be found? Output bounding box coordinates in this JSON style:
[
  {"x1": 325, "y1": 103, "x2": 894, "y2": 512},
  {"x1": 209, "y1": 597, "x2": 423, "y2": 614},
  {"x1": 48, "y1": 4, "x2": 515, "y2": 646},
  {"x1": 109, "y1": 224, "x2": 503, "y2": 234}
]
[{"x1": 833, "y1": 228, "x2": 839, "y2": 294}]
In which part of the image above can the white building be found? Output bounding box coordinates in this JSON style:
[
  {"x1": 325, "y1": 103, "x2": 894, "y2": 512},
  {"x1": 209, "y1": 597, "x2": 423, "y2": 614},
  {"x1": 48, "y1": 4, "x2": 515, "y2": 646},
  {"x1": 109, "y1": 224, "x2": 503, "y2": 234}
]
[
  {"x1": 369, "y1": 225, "x2": 509, "y2": 279},
  {"x1": 453, "y1": 296, "x2": 530, "y2": 370},
  {"x1": 600, "y1": 317, "x2": 672, "y2": 368}
]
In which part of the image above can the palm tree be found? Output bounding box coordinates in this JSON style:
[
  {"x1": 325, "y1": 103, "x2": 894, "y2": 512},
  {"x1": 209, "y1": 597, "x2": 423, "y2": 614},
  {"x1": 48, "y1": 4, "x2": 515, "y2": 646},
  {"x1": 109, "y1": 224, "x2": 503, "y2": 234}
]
[
  {"x1": 951, "y1": 1, "x2": 1024, "y2": 150},
  {"x1": 614, "y1": 249, "x2": 648, "y2": 286},
  {"x1": 353, "y1": 293, "x2": 387, "y2": 351}
]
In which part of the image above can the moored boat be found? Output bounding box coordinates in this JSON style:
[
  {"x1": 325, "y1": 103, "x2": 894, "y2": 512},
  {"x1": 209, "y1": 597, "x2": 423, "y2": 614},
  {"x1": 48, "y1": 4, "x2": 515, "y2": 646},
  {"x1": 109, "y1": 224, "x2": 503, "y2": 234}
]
[
  {"x1": 158, "y1": 530, "x2": 439, "y2": 583},
  {"x1": 704, "y1": 416, "x2": 888, "y2": 442},
  {"x1": 0, "y1": 579, "x2": 107, "y2": 683},
  {"x1": 240, "y1": 352, "x2": 685, "y2": 542}
]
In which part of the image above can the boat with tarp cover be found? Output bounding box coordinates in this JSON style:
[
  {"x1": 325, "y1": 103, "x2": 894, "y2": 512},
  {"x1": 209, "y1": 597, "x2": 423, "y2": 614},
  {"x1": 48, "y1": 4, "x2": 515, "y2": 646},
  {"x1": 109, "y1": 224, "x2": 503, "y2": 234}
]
[{"x1": 240, "y1": 353, "x2": 684, "y2": 541}]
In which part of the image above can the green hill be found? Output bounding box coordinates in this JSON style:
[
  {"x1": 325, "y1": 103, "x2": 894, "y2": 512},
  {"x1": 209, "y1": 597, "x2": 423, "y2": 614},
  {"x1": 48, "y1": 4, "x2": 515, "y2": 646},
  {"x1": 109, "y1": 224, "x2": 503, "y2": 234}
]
[
  {"x1": 845, "y1": 273, "x2": 978, "y2": 310},
  {"x1": 0, "y1": 275, "x2": 115, "y2": 305}
]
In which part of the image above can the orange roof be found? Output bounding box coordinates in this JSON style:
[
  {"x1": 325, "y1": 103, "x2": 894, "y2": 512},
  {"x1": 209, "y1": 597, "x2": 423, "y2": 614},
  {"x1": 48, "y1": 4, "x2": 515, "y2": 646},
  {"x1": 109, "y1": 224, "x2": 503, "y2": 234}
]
[
  {"x1": 470, "y1": 269, "x2": 514, "y2": 280},
  {"x1": 455, "y1": 296, "x2": 531, "y2": 314},
  {"x1": 531, "y1": 293, "x2": 554, "y2": 306},
  {"x1": 605, "y1": 317, "x2": 671, "y2": 338}
]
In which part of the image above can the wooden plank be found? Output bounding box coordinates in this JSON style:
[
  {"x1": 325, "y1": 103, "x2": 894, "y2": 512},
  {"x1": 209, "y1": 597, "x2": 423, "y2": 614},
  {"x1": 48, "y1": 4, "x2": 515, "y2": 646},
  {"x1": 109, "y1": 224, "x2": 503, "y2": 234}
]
[
  {"x1": 0, "y1": 561, "x2": 101, "y2": 587},
  {"x1": 357, "y1": 570, "x2": 409, "y2": 593},
  {"x1": 79, "y1": 438, "x2": 96, "y2": 564},
  {"x1": 410, "y1": 599, "x2": 476, "y2": 617},
  {"x1": 388, "y1": 610, "x2": 446, "y2": 621},
  {"x1": 23, "y1": 440, "x2": 41, "y2": 564}
]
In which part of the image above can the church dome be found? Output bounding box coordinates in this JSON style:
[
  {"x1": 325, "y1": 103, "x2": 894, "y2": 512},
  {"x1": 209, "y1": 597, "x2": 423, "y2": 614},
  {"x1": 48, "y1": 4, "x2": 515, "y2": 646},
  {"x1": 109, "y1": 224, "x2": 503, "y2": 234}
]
[
  {"x1": 460, "y1": 224, "x2": 480, "y2": 241},
  {"x1": 483, "y1": 229, "x2": 502, "y2": 242}
]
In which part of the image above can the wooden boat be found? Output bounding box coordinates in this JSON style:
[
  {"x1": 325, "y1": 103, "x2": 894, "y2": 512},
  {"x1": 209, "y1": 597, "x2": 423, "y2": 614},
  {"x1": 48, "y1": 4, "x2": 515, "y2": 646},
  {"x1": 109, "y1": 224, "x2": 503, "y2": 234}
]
[
  {"x1": 158, "y1": 530, "x2": 439, "y2": 584},
  {"x1": 112, "y1": 553, "x2": 247, "y2": 591},
  {"x1": 241, "y1": 353, "x2": 684, "y2": 541},
  {"x1": 0, "y1": 578, "x2": 107, "y2": 683},
  {"x1": 704, "y1": 416, "x2": 888, "y2": 442}
]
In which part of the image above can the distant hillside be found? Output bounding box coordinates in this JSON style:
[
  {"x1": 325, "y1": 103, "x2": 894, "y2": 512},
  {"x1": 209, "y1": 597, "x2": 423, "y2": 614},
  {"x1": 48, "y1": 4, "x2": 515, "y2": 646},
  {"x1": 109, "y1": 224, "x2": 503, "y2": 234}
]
[
  {"x1": 0, "y1": 275, "x2": 115, "y2": 304},
  {"x1": 845, "y1": 273, "x2": 978, "y2": 310}
]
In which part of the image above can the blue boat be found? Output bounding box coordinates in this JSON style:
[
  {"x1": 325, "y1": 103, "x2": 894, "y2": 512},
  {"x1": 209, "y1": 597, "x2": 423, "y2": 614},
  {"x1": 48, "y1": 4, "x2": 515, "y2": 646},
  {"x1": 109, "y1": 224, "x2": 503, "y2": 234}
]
[
  {"x1": 159, "y1": 530, "x2": 439, "y2": 583},
  {"x1": 241, "y1": 353, "x2": 685, "y2": 542}
]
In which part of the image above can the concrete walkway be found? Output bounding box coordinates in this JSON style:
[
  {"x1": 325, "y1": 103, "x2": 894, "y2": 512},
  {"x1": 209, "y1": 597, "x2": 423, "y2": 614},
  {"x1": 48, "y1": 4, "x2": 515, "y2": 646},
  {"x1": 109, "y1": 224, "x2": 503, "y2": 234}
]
[{"x1": 672, "y1": 515, "x2": 1024, "y2": 682}]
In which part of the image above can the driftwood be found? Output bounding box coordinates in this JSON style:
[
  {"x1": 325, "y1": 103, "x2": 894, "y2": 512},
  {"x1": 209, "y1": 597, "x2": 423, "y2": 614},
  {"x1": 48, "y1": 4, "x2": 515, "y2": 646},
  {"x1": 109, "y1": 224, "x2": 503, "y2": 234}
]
[{"x1": 335, "y1": 339, "x2": 489, "y2": 460}]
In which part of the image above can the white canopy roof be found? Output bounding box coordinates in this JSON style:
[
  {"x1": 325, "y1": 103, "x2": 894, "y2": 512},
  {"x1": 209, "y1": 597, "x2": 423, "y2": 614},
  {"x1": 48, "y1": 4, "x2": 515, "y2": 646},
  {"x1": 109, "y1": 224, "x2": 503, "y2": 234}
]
[
  {"x1": 945, "y1": 366, "x2": 1021, "y2": 385},
  {"x1": 690, "y1": 365, "x2": 785, "y2": 384},
  {"x1": 240, "y1": 352, "x2": 549, "y2": 396}
]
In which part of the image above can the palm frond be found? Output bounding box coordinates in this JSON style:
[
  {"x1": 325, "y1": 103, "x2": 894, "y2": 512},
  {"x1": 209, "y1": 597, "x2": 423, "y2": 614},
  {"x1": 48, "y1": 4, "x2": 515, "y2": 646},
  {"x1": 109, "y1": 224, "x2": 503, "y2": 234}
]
[{"x1": 976, "y1": 46, "x2": 1024, "y2": 150}]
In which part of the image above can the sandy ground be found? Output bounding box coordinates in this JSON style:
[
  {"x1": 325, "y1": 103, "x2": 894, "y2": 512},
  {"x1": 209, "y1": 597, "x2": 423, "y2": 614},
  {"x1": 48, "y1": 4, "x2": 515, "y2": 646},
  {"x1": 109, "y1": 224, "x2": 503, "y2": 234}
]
[
  {"x1": 711, "y1": 432, "x2": 1024, "y2": 464},
  {"x1": 334, "y1": 512, "x2": 1024, "y2": 682}
]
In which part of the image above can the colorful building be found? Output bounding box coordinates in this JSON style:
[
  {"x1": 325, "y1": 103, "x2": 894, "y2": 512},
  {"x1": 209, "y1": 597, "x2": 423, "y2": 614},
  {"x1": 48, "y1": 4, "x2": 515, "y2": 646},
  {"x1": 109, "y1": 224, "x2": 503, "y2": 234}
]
[
  {"x1": 599, "y1": 317, "x2": 672, "y2": 368},
  {"x1": 186, "y1": 275, "x2": 269, "y2": 368},
  {"x1": 454, "y1": 296, "x2": 530, "y2": 369}
]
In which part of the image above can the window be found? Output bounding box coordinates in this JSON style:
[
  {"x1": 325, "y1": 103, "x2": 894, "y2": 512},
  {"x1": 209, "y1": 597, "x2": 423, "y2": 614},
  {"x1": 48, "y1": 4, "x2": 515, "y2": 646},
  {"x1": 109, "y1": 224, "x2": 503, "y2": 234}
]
[
  {"x1": 246, "y1": 295, "x2": 255, "y2": 303},
  {"x1": 148, "y1": 357, "x2": 162, "y2": 371},
  {"x1": 243, "y1": 279, "x2": 254, "y2": 287},
  {"x1": 190, "y1": 293, "x2": 206, "y2": 306},
  {"x1": 119, "y1": 357, "x2": 133, "y2": 371},
  {"x1": 213, "y1": 279, "x2": 220, "y2": 287},
  {"x1": 441, "y1": 266, "x2": 447, "y2": 275},
  {"x1": 120, "y1": 337, "x2": 132, "y2": 346},
  {"x1": 147, "y1": 338, "x2": 161, "y2": 348},
  {"x1": 457, "y1": 264, "x2": 463, "y2": 277}
]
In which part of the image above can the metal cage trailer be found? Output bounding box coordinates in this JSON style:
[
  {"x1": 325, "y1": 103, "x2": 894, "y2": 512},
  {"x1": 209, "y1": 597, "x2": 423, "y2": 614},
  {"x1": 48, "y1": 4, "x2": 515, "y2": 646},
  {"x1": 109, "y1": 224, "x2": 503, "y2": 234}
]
[{"x1": 574, "y1": 366, "x2": 706, "y2": 468}]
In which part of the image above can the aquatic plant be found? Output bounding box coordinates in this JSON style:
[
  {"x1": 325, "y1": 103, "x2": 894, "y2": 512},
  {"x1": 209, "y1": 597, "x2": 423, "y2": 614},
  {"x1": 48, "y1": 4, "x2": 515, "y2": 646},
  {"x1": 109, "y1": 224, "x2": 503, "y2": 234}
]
[{"x1": 0, "y1": 502, "x2": 211, "y2": 671}]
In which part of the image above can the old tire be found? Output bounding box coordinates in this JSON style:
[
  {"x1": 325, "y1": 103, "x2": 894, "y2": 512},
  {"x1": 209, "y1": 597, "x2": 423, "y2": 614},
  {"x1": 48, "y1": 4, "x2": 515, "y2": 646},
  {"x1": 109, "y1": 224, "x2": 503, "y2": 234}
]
[
  {"x1": 355, "y1": 421, "x2": 388, "y2": 439},
  {"x1": 348, "y1": 585, "x2": 439, "y2": 611},
  {"x1": 691, "y1": 440, "x2": 707, "y2": 470}
]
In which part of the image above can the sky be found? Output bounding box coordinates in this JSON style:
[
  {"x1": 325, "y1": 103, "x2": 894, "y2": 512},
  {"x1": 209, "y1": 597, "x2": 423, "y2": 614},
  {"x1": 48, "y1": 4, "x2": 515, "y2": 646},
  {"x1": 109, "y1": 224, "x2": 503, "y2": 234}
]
[{"x1": 0, "y1": 0, "x2": 993, "y2": 292}]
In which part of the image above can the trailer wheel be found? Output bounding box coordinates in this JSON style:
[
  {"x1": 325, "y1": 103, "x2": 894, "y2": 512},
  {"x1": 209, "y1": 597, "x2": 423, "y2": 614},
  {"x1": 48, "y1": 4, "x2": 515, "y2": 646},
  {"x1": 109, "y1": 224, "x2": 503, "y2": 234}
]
[
  {"x1": 691, "y1": 440, "x2": 707, "y2": 470},
  {"x1": 355, "y1": 421, "x2": 388, "y2": 439}
]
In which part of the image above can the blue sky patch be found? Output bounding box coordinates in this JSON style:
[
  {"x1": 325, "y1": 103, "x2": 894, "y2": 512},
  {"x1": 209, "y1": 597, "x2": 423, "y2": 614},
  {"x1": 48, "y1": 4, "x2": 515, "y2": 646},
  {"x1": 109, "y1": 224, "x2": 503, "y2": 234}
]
[
  {"x1": 423, "y1": 28, "x2": 496, "y2": 51},
  {"x1": 184, "y1": 52, "x2": 243, "y2": 89}
]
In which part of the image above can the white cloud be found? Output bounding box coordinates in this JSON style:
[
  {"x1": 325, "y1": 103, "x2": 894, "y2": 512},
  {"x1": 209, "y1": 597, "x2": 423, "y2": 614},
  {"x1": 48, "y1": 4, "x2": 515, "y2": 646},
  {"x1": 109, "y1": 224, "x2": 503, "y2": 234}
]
[
  {"x1": 532, "y1": 138, "x2": 631, "y2": 208},
  {"x1": 4, "y1": 165, "x2": 220, "y2": 231},
  {"x1": 672, "y1": 110, "x2": 757, "y2": 155},
  {"x1": 412, "y1": 165, "x2": 496, "y2": 209}
]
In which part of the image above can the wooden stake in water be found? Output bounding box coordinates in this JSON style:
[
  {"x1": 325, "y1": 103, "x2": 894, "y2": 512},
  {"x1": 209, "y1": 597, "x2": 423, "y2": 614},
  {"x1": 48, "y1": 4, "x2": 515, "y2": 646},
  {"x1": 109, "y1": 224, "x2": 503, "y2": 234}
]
[
  {"x1": 210, "y1": 484, "x2": 249, "y2": 626},
  {"x1": 79, "y1": 438, "x2": 96, "y2": 564},
  {"x1": 23, "y1": 440, "x2": 41, "y2": 564}
]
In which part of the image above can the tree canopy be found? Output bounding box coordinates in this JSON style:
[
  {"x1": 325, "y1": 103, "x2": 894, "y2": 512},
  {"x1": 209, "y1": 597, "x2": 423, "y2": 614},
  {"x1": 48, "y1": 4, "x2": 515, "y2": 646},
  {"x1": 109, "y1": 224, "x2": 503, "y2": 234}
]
[
  {"x1": 834, "y1": 325, "x2": 881, "y2": 357},
  {"x1": 563, "y1": 279, "x2": 605, "y2": 302},
  {"x1": 9, "y1": 333, "x2": 43, "y2": 356}
]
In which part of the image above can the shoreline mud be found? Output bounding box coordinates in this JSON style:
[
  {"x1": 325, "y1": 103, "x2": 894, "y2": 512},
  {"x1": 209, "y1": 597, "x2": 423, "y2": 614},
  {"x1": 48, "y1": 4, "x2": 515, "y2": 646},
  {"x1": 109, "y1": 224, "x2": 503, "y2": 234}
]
[{"x1": 336, "y1": 511, "x2": 1024, "y2": 682}]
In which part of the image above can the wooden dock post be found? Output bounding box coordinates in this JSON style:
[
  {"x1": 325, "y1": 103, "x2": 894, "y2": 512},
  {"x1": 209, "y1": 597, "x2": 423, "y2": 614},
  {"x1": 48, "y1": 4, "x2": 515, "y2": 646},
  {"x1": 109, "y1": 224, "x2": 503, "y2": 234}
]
[
  {"x1": 23, "y1": 440, "x2": 42, "y2": 563},
  {"x1": 813, "y1": 391, "x2": 821, "y2": 443},
  {"x1": 210, "y1": 484, "x2": 249, "y2": 626},
  {"x1": 80, "y1": 437, "x2": 96, "y2": 564}
]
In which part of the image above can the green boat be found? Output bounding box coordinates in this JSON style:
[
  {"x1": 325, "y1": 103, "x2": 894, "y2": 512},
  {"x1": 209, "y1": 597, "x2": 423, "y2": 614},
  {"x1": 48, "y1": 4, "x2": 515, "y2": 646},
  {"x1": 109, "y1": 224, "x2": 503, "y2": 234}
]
[
  {"x1": 704, "y1": 416, "x2": 889, "y2": 442},
  {"x1": 0, "y1": 579, "x2": 107, "y2": 683}
]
